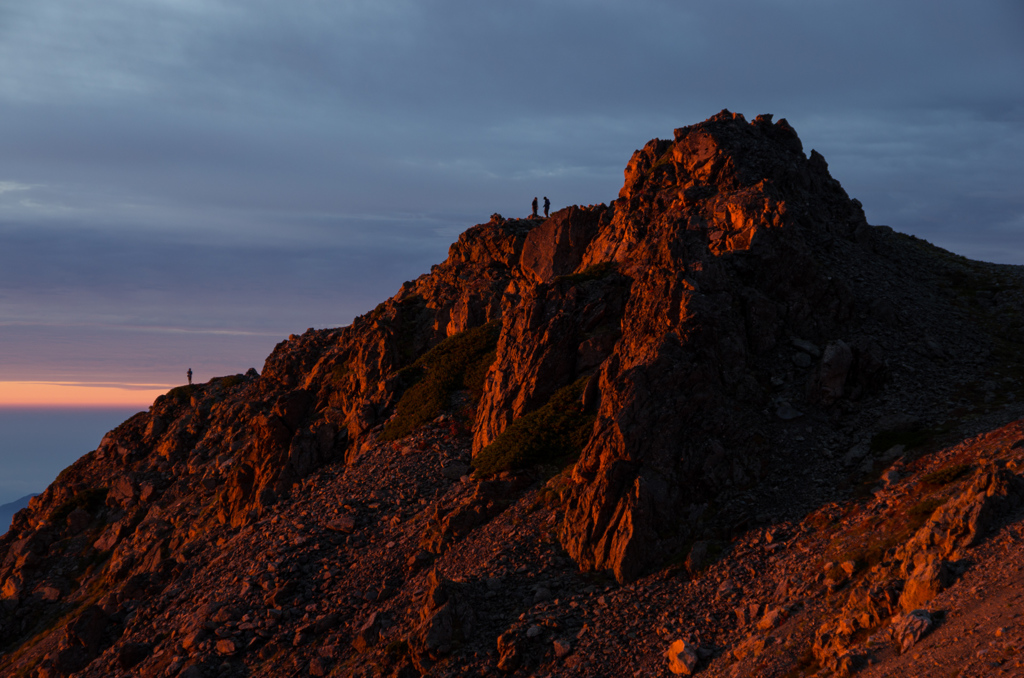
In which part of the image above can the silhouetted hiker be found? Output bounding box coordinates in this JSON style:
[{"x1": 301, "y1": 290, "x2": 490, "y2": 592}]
[
  {"x1": 187, "y1": 368, "x2": 192, "y2": 385},
  {"x1": 531, "y1": 197, "x2": 538, "y2": 218},
  {"x1": 543, "y1": 197, "x2": 550, "y2": 217}
]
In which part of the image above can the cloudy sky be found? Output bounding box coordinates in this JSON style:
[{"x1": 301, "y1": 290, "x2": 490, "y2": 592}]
[{"x1": 1, "y1": 0, "x2": 1022, "y2": 405}]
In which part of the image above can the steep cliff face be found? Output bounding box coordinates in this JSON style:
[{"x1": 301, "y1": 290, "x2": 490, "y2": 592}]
[
  {"x1": 456, "y1": 111, "x2": 875, "y2": 581},
  {"x1": 3, "y1": 111, "x2": 1024, "y2": 678},
  {"x1": 554, "y1": 112, "x2": 870, "y2": 581}
]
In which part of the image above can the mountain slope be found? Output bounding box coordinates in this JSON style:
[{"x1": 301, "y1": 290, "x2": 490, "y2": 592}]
[
  {"x1": 0, "y1": 495, "x2": 37, "y2": 537},
  {"x1": 2, "y1": 111, "x2": 1024, "y2": 677}
]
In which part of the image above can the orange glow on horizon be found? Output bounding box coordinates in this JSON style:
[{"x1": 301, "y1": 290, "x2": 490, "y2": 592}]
[{"x1": 0, "y1": 381, "x2": 174, "y2": 408}]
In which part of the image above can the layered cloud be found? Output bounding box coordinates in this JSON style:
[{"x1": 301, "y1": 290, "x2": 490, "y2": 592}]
[{"x1": 0, "y1": 0, "x2": 1021, "y2": 395}]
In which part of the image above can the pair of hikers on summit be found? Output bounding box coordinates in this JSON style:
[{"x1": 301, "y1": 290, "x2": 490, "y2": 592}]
[{"x1": 531, "y1": 196, "x2": 550, "y2": 218}]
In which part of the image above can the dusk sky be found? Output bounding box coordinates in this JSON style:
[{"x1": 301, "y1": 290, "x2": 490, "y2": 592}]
[{"x1": 1, "y1": 0, "x2": 1023, "y2": 407}]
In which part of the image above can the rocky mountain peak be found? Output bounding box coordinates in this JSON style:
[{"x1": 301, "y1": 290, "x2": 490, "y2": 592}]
[{"x1": 3, "y1": 113, "x2": 1024, "y2": 677}]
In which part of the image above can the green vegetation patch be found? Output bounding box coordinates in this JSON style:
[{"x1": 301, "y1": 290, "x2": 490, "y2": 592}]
[
  {"x1": 473, "y1": 377, "x2": 595, "y2": 476},
  {"x1": 48, "y1": 487, "x2": 108, "y2": 525},
  {"x1": 647, "y1": 148, "x2": 676, "y2": 176},
  {"x1": 534, "y1": 466, "x2": 575, "y2": 511},
  {"x1": 827, "y1": 493, "x2": 948, "y2": 570},
  {"x1": 830, "y1": 539, "x2": 889, "y2": 574},
  {"x1": 395, "y1": 294, "x2": 427, "y2": 365},
  {"x1": 381, "y1": 322, "x2": 500, "y2": 441},
  {"x1": 555, "y1": 261, "x2": 618, "y2": 286},
  {"x1": 908, "y1": 496, "x2": 945, "y2": 520}
]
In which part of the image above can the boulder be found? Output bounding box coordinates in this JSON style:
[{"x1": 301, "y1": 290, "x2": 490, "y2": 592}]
[
  {"x1": 108, "y1": 476, "x2": 139, "y2": 508},
  {"x1": 326, "y1": 514, "x2": 356, "y2": 533},
  {"x1": 844, "y1": 580, "x2": 902, "y2": 629},
  {"x1": 756, "y1": 606, "x2": 786, "y2": 631},
  {"x1": 496, "y1": 631, "x2": 521, "y2": 672},
  {"x1": 413, "y1": 569, "x2": 475, "y2": 660},
  {"x1": 890, "y1": 610, "x2": 933, "y2": 653},
  {"x1": 666, "y1": 639, "x2": 700, "y2": 675},
  {"x1": 1, "y1": 575, "x2": 23, "y2": 601},
  {"x1": 352, "y1": 612, "x2": 382, "y2": 653},
  {"x1": 810, "y1": 340, "x2": 853, "y2": 405},
  {"x1": 900, "y1": 559, "x2": 954, "y2": 612},
  {"x1": 215, "y1": 638, "x2": 237, "y2": 655}
]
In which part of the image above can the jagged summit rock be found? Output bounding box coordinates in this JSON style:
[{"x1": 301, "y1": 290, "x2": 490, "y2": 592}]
[
  {"x1": 3, "y1": 112, "x2": 1024, "y2": 677},
  {"x1": 548, "y1": 109, "x2": 876, "y2": 581}
]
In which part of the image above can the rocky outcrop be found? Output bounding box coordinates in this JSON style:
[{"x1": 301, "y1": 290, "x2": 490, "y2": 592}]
[
  {"x1": 471, "y1": 260, "x2": 628, "y2": 453},
  {"x1": 895, "y1": 464, "x2": 1024, "y2": 611},
  {"x1": 558, "y1": 111, "x2": 868, "y2": 582},
  {"x1": 889, "y1": 609, "x2": 934, "y2": 654},
  {"x1": 16, "y1": 111, "x2": 891, "y2": 587},
  {"x1": 420, "y1": 478, "x2": 520, "y2": 554},
  {"x1": 897, "y1": 465, "x2": 1024, "y2": 573},
  {"x1": 666, "y1": 638, "x2": 700, "y2": 675},
  {"x1": 3, "y1": 111, "x2": 1024, "y2": 677},
  {"x1": 411, "y1": 569, "x2": 476, "y2": 664}
]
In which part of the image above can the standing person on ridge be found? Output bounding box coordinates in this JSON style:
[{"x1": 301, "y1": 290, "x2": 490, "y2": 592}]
[
  {"x1": 543, "y1": 196, "x2": 550, "y2": 218},
  {"x1": 187, "y1": 368, "x2": 192, "y2": 385},
  {"x1": 531, "y1": 197, "x2": 538, "y2": 218}
]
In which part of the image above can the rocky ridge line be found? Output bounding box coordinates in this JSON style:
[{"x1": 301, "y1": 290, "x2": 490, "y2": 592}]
[{"x1": 1, "y1": 110, "x2": 1024, "y2": 677}]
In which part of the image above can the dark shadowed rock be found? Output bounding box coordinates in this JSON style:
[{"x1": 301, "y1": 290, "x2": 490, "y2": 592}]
[
  {"x1": 413, "y1": 568, "x2": 476, "y2": 661},
  {"x1": 117, "y1": 642, "x2": 152, "y2": 670}
]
